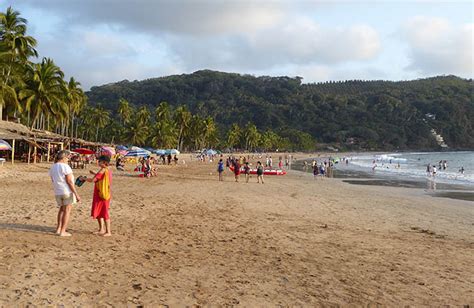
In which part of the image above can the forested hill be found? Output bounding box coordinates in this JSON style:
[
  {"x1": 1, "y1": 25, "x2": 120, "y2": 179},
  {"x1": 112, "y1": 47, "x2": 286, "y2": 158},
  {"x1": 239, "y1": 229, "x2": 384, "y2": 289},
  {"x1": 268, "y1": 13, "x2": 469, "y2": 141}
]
[{"x1": 86, "y1": 70, "x2": 474, "y2": 150}]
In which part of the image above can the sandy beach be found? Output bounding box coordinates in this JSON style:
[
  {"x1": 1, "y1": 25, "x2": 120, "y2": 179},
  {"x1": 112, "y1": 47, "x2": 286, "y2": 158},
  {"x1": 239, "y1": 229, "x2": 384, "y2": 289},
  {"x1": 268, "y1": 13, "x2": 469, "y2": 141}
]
[{"x1": 0, "y1": 158, "x2": 473, "y2": 306}]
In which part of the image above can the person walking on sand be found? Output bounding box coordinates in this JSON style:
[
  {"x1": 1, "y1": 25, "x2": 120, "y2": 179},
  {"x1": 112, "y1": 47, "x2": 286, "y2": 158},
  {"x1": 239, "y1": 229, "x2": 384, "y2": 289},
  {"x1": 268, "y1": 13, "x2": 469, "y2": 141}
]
[
  {"x1": 49, "y1": 150, "x2": 81, "y2": 237},
  {"x1": 85, "y1": 155, "x2": 112, "y2": 236},
  {"x1": 256, "y1": 161, "x2": 264, "y2": 184},
  {"x1": 217, "y1": 159, "x2": 224, "y2": 181}
]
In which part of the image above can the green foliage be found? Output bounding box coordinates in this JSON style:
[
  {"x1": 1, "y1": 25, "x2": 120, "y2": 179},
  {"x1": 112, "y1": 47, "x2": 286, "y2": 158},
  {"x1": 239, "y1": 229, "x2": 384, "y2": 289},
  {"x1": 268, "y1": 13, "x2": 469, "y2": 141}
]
[{"x1": 87, "y1": 70, "x2": 474, "y2": 150}]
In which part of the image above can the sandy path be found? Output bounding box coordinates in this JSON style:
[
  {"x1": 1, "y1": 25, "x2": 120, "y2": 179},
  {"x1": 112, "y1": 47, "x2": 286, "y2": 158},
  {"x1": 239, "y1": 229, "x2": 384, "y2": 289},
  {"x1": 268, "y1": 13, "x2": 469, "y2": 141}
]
[{"x1": 0, "y1": 161, "x2": 473, "y2": 306}]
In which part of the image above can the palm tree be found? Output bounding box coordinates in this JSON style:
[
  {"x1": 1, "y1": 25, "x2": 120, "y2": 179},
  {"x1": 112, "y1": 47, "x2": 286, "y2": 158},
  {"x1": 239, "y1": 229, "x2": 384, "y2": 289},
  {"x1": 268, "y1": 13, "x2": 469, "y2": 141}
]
[
  {"x1": 0, "y1": 6, "x2": 38, "y2": 120},
  {"x1": 20, "y1": 58, "x2": 66, "y2": 130},
  {"x1": 76, "y1": 106, "x2": 94, "y2": 140},
  {"x1": 123, "y1": 120, "x2": 149, "y2": 145},
  {"x1": 261, "y1": 129, "x2": 280, "y2": 151},
  {"x1": 65, "y1": 77, "x2": 86, "y2": 137},
  {"x1": 243, "y1": 122, "x2": 260, "y2": 151},
  {"x1": 155, "y1": 101, "x2": 171, "y2": 123},
  {"x1": 152, "y1": 120, "x2": 177, "y2": 148},
  {"x1": 117, "y1": 98, "x2": 132, "y2": 125},
  {"x1": 152, "y1": 101, "x2": 177, "y2": 148},
  {"x1": 174, "y1": 105, "x2": 191, "y2": 151},
  {"x1": 202, "y1": 116, "x2": 218, "y2": 148},
  {"x1": 226, "y1": 123, "x2": 242, "y2": 149},
  {"x1": 136, "y1": 105, "x2": 151, "y2": 126},
  {"x1": 91, "y1": 106, "x2": 110, "y2": 141},
  {"x1": 188, "y1": 115, "x2": 205, "y2": 150}
]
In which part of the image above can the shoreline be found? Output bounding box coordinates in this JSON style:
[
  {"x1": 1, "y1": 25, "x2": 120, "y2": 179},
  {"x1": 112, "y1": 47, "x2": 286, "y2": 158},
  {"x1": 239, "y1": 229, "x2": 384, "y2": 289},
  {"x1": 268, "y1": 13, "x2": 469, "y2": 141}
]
[{"x1": 290, "y1": 152, "x2": 474, "y2": 203}]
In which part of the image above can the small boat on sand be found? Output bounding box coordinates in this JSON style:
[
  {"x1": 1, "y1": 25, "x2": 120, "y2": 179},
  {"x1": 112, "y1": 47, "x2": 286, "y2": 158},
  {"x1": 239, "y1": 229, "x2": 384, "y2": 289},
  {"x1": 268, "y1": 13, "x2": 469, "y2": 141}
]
[{"x1": 229, "y1": 165, "x2": 287, "y2": 176}]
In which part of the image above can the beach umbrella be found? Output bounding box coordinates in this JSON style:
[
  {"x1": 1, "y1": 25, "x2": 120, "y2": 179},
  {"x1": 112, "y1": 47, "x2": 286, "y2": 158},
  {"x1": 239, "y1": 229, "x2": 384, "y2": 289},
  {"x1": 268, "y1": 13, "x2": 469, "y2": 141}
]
[
  {"x1": 116, "y1": 145, "x2": 128, "y2": 151},
  {"x1": 117, "y1": 150, "x2": 128, "y2": 156},
  {"x1": 125, "y1": 150, "x2": 150, "y2": 157},
  {"x1": 100, "y1": 146, "x2": 116, "y2": 156},
  {"x1": 205, "y1": 149, "x2": 217, "y2": 155},
  {"x1": 72, "y1": 148, "x2": 95, "y2": 155},
  {"x1": 129, "y1": 146, "x2": 151, "y2": 155},
  {"x1": 164, "y1": 149, "x2": 172, "y2": 155},
  {"x1": 0, "y1": 139, "x2": 12, "y2": 151},
  {"x1": 170, "y1": 149, "x2": 180, "y2": 155}
]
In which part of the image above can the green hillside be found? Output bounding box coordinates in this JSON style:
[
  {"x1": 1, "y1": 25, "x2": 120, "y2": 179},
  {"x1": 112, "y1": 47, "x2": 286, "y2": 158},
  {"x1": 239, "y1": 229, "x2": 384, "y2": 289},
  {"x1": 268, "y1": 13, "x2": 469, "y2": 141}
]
[{"x1": 86, "y1": 70, "x2": 474, "y2": 150}]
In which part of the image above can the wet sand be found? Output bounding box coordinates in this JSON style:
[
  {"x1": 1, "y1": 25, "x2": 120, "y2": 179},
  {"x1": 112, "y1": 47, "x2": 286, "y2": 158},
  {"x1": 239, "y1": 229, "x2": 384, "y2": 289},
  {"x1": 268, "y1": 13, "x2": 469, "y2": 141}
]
[{"x1": 0, "y1": 159, "x2": 473, "y2": 306}]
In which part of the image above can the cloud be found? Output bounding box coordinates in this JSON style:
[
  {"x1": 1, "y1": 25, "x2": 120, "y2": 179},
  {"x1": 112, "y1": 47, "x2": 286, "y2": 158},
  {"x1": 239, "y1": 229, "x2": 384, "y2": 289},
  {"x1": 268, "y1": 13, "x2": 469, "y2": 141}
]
[
  {"x1": 12, "y1": 0, "x2": 286, "y2": 36},
  {"x1": 400, "y1": 16, "x2": 473, "y2": 76},
  {"x1": 81, "y1": 31, "x2": 136, "y2": 57},
  {"x1": 166, "y1": 18, "x2": 381, "y2": 73}
]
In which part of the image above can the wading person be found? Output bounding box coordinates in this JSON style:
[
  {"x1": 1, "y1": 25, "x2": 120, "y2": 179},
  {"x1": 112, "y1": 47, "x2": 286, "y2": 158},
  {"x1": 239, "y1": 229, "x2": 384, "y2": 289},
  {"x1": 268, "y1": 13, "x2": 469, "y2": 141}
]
[{"x1": 49, "y1": 150, "x2": 81, "y2": 237}]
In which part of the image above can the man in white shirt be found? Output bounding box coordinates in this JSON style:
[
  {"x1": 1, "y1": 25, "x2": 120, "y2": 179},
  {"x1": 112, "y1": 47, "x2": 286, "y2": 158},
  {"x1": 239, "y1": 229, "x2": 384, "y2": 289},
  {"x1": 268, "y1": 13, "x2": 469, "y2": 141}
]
[{"x1": 48, "y1": 150, "x2": 81, "y2": 237}]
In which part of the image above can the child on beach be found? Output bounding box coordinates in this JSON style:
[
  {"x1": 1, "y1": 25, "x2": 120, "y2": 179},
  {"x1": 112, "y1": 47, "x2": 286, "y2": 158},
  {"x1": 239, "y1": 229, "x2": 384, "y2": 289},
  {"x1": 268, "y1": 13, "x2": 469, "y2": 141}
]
[
  {"x1": 217, "y1": 159, "x2": 224, "y2": 181},
  {"x1": 85, "y1": 155, "x2": 112, "y2": 236},
  {"x1": 256, "y1": 161, "x2": 264, "y2": 184}
]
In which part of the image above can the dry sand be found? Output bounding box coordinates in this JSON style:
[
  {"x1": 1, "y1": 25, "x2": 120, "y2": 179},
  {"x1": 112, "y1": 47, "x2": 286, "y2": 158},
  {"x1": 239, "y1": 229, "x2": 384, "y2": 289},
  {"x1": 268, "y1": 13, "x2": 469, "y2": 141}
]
[{"x1": 0, "y1": 158, "x2": 473, "y2": 306}]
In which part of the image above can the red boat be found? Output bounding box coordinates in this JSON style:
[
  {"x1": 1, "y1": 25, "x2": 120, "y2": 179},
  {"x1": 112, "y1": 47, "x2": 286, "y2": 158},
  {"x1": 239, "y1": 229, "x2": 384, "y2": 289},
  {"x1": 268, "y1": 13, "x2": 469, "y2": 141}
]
[{"x1": 229, "y1": 165, "x2": 287, "y2": 176}]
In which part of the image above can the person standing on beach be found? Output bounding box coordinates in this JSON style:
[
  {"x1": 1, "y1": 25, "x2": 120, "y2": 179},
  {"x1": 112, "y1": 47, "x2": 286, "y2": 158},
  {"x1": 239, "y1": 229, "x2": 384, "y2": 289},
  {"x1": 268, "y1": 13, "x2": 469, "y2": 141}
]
[
  {"x1": 85, "y1": 155, "x2": 112, "y2": 236},
  {"x1": 217, "y1": 159, "x2": 224, "y2": 181},
  {"x1": 49, "y1": 150, "x2": 81, "y2": 237},
  {"x1": 256, "y1": 161, "x2": 264, "y2": 184},
  {"x1": 244, "y1": 162, "x2": 251, "y2": 183},
  {"x1": 313, "y1": 163, "x2": 319, "y2": 179},
  {"x1": 233, "y1": 160, "x2": 241, "y2": 182}
]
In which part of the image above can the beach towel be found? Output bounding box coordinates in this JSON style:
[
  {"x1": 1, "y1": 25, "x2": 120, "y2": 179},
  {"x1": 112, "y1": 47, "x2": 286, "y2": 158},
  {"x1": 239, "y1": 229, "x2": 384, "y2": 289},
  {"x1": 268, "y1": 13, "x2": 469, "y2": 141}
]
[{"x1": 96, "y1": 169, "x2": 111, "y2": 200}]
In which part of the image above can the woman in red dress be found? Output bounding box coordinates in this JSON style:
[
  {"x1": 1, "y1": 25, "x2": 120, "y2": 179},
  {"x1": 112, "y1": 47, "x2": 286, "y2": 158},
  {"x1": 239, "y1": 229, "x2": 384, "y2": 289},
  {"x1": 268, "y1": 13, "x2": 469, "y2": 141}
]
[{"x1": 86, "y1": 155, "x2": 112, "y2": 236}]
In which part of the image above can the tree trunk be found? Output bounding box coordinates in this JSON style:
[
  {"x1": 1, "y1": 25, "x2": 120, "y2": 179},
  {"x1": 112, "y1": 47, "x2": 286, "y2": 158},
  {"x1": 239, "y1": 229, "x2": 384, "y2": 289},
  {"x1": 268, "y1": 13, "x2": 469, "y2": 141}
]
[{"x1": 70, "y1": 116, "x2": 74, "y2": 139}]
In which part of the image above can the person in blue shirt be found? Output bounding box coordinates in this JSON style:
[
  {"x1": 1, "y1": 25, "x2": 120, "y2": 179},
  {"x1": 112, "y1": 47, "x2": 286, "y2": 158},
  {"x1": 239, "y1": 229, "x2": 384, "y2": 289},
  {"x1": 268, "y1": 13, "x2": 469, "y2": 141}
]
[{"x1": 217, "y1": 159, "x2": 224, "y2": 181}]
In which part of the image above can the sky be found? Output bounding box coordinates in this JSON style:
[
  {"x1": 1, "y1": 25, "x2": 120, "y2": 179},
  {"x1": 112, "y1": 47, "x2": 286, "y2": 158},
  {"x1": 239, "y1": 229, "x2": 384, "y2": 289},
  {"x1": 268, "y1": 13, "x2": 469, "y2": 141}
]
[{"x1": 3, "y1": 0, "x2": 473, "y2": 90}]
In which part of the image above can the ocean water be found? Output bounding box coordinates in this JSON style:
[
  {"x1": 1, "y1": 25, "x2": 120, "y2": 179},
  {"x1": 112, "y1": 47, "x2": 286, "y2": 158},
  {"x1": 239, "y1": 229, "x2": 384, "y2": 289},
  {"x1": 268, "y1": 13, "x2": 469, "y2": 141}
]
[
  {"x1": 346, "y1": 151, "x2": 474, "y2": 186},
  {"x1": 294, "y1": 151, "x2": 474, "y2": 187}
]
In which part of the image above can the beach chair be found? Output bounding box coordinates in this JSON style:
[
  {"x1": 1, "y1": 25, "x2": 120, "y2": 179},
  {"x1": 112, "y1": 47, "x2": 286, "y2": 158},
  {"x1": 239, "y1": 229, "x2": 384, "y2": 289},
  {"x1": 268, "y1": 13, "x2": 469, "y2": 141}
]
[{"x1": 0, "y1": 158, "x2": 5, "y2": 166}]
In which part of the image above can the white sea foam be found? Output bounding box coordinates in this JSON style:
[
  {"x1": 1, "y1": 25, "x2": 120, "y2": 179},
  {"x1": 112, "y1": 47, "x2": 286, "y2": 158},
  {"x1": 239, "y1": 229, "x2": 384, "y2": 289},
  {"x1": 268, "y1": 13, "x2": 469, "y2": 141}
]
[{"x1": 345, "y1": 151, "x2": 474, "y2": 186}]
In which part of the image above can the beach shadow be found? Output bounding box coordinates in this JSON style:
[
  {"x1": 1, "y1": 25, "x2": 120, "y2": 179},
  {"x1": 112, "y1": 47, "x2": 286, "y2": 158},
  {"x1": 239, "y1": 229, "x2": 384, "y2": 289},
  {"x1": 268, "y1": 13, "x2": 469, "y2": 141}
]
[{"x1": 0, "y1": 223, "x2": 56, "y2": 235}]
